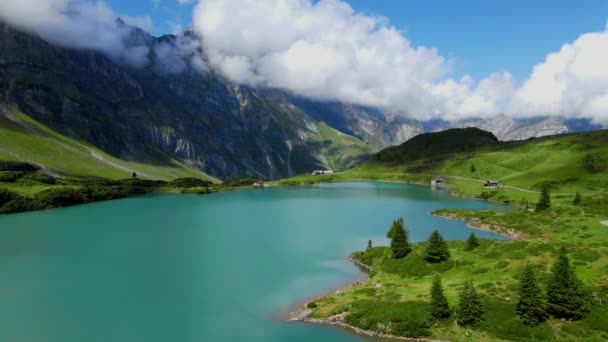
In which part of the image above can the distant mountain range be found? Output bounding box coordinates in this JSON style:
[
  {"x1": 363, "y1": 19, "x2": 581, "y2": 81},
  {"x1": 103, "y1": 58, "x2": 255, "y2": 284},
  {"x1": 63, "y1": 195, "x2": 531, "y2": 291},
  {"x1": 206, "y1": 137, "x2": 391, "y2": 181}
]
[{"x1": 0, "y1": 21, "x2": 603, "y2": 180}]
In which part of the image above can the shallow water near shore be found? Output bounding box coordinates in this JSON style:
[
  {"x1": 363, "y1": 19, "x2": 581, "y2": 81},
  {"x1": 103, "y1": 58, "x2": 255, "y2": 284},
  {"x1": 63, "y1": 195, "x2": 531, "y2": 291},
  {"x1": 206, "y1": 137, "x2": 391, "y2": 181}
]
[{"x1": 0, "y1": 182, "x2": 509, "y2": 341}]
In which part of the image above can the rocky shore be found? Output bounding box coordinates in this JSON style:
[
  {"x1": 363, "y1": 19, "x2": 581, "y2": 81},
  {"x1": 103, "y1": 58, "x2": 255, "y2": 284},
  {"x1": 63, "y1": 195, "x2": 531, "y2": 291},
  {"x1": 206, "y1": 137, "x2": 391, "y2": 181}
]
[
  {"x1": 430, "y1": 212, "x2": 524, "y2": 240},
  {"x1": 287, "y1": 256, "x2": 449, "y2": 342}
]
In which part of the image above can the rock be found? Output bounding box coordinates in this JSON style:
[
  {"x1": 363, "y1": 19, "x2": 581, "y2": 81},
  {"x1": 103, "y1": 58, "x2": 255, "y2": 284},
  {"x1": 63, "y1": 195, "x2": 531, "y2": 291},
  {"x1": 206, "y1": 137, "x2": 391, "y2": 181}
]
[
  {"x1": 294, "y1": 309, "x2": 312, "y2": 321},
  {"x1": 375, "y1": 283, "x2": 382, "y2": 289}
]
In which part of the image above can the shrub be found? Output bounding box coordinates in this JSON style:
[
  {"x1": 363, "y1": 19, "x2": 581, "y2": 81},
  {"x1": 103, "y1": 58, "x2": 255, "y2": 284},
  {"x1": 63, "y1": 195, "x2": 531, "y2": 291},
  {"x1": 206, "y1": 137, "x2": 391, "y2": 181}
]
[
  {"x1": 307, "y1": 302, "x2": 317, "y2": 309},
  {"x1": 583, "y1": 153, "x2": 607, "y2": 174},
  {"x1": 22, "y1": 173, "x2": 56, "y2": 185},
  {"x1": 169, "y1": 178, "x2": 213, "y2": 188},
  {"x1": 0, "y1": 160, "x2": 39, "y2": 172},
  {"x1": 0, "y1": 171, "x2": 25, "y2": 182}
]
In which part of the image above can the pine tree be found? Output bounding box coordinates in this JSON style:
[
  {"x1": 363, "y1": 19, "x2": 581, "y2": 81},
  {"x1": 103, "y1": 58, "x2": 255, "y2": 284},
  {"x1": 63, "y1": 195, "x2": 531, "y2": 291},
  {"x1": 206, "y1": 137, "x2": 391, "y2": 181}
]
[
  {"x1": 465, "y1": 232, "x2": 480, "y2": 251},
  {"x1": 387, "y1": 217, "x2": 404, "y2": 240},
  {"x1": 389, "y1": 218, "x2": 411, "y2": 259},
  {"x1": 470, "y1": 164, "x2": 476, "y2": 174},
  {"x1": 425, "y1": 230, "x2": 450, "y2": 263},
  {"x1": 573, "y1": 192, "x2": 582, "y2": 205},
  {"x1": 546, "y1": 247, "x2": 590, "y2": 320},
  {"x1": 535, "y1": 186, "x2": 551, "y2": 211},
  {"x1": 517, "y1": 265, "x2": 548, "y2": 327},
  {"x1": 429, "y1": 274, "x2": 451, "y2": 320},
  {"x1": 456, "y1": 280, "x2": 483, "y2": 326},
  {"x1": 367, "y1": 240, "x2": 373, "y2": 251}
]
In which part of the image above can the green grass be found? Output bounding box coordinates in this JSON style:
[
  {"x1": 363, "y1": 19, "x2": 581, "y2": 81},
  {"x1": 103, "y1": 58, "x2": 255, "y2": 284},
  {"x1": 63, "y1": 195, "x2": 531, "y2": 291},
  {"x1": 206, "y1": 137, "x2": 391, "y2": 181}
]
[
  {"x1": 305, "y1": 122, "x2": 374, "y2": 171},
  {"x1": 279, "y1": 130, "x2": 608, "y2": 206},
  {"x1": 0, "y1": 110, "x2": 217, "y2": 182},
  {"x1": 309, "y1": 194, "x2": 608, "y2": 341}
]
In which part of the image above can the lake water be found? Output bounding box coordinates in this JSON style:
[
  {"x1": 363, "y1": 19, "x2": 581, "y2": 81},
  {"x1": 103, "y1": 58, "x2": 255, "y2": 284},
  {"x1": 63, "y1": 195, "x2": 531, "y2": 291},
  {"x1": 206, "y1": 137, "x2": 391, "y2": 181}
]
[{"x1": 0, "y1": 182, "x2": 509, "y2": 341}]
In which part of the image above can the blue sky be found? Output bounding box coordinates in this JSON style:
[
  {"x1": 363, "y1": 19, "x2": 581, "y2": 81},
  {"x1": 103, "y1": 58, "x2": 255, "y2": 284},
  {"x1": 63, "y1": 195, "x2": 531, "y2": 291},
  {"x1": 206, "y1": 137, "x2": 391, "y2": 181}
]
[{"x1": 108, "y1": 0, "x2": 608, "y2": 82}]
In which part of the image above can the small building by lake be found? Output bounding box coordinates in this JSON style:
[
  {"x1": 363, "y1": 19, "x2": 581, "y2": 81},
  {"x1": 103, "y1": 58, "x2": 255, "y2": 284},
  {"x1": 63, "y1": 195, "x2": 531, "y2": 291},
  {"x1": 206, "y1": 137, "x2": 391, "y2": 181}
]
[
  {"x1": 431, "y1": 175, "x2": 446, "y2": 188},
  {"x1": 484, "y1": 180, "x2": 499, "y2": 188},
  {"x1": 311, "y1": 170, "x2": 334, "y2": 176}
]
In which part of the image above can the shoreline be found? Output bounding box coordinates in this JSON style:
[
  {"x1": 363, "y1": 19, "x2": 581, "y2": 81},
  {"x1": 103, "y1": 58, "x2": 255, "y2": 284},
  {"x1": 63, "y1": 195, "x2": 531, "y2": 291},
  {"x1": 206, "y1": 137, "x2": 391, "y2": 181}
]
[
  {"x1": 286, "y1": 255, "x2": 448, "y2": 342},
  {"x1": 429, "y1": 212, "x2": 523, "y2": 240}
]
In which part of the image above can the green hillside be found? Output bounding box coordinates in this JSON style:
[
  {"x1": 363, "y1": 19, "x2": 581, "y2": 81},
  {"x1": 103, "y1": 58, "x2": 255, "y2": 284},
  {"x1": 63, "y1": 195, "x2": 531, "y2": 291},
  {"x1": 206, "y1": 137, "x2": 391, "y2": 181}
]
[
  {"x1": 306, "y1": 122, "x2": 374, "y2": 171},
  {"x1": 299, "y1": 129, "x2": 608, "y2": 341},
  {"x1": 0, "y1": 109, "x2": 217, "y2": 182},
  {"x1": 281, "y1": 129, "x2": 608, "y2": 205}
]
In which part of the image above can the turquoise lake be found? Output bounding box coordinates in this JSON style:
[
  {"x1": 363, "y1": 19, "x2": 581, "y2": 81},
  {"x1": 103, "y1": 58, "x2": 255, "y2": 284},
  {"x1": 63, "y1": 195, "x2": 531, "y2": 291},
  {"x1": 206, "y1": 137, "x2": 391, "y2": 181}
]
[{"x1": 0, "y1": 182, "x2": 509, "y2": 341}]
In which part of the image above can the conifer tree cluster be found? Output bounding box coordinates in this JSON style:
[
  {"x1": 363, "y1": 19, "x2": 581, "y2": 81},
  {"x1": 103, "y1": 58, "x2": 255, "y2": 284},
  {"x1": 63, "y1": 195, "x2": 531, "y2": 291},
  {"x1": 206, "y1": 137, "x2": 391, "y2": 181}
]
[
  {"x1": 425, "y1": 230, "x2": 450, "y2": 263},
  {"x1": 546, "y1": 248, "x2": 590, "y2": 320},
  {"x1": 516, "y1": 265, "x2": 548, "y2": 326},
  {"x1": 515, "y1": 249, "x2": 590, "y2": 325},
  {"x1": 387, "y1": 217, "x2": 411, "y2": 259},
  {"x1": 465, "y1": 232, "x2": 480, "y2": 250},
  {"x1": 456, "y1": 280, "x2": 483, "y2": 326},
  {"x1": 367, "y1": 240, "x2": 372, "y2": 251},
  {"x1": 535, "y1": 186, "x2": 551, "y2": 211},
  {"x1": 429, "y1": 275, "x2": 451, "y2": 320}
]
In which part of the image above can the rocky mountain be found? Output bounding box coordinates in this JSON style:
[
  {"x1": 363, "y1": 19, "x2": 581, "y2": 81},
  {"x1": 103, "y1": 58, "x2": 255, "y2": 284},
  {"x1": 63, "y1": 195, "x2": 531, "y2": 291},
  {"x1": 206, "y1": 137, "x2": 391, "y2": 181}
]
[
  {"x1": 0, "y1": 21, "x2": 603, "y2": 181},
  {"x1": 424, "y1": 115, "x2": 602, "y2": 141},
  {"x1": 0, "y1": 22, "x2": 379, "y2": 180}
]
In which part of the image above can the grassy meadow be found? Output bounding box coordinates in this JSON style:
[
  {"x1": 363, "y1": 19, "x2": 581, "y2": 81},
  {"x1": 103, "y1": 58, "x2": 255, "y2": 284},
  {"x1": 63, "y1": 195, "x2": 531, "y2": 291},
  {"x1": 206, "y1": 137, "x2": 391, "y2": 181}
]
[{"x1": 294, "y1": 129, "x2": 608, "y2": 341}]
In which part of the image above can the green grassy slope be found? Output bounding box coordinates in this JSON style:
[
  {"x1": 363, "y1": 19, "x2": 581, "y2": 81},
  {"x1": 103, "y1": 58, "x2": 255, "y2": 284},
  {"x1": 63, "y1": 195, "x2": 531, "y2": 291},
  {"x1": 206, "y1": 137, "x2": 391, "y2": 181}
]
[
  {"x1": 281, "y1": 129, "x2": 608, "y2": 205},
  {"x1": 309, "y1": 193, "x2": 608, "y2": 341},
  {"x1": 0, "y1": 109, "x2": 217, "y2": 182},
  {"x1": 306, "y1": 121, "x2": 375, "y2": 171}
]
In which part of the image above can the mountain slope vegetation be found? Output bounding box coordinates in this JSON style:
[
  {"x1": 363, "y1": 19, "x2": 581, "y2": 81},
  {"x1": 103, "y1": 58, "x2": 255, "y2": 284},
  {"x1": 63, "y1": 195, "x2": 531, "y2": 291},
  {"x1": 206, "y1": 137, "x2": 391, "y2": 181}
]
[
  {"x1": 282, "y1": 128, "x2": 608, "y2": 205},
  {"x1": 0, "y1": 108, "x2": 214, "y2": 181}
]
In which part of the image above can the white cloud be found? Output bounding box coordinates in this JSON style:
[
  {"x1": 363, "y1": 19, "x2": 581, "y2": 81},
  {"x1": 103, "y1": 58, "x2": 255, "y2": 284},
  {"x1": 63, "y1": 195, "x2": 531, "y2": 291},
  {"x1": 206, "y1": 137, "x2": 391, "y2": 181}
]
[
  {"x1": 177, "y1": 0, "x2": 194, "y2": 4},
  {"x1": 120, "y1": 14, "x2": 153, "y2": 32},
  {"x1": 508, "y1": 24, "x2": 608, "y2": 125},
  {"x1": 0, "y1": 0, "x2": 151, "y2": 67},
  {"x1": 193, "y1": 0, "x2": 513, "y2": 121}
]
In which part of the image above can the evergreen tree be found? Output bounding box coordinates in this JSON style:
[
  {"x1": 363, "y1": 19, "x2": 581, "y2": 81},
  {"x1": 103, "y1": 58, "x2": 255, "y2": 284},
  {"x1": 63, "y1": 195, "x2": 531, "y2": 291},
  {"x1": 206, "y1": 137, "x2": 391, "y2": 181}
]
[
  {"x1": 132, "y1": 172, "x2": 137, "y2": 179},
  {"x1": 367, "y1": 240, "x2": 373, "y2": 251},
  {"x1": 470, "y1": 164, "x2": 476, "y2": 174},
  {"x1": 573, "y1": 192, "x2": 582, "y2": 205},
  {"x1": 425, "y1": 230, "x2": 450, "y2": 263},
  {"x1": 535, "y1": 186, "x2": 551, "y2": 211},
  {"x1": 465, "y1": 232, "x2": 480, "y2": 251},
  {"x1": 390, "y1": 218, "x2": 411, "y2": 259},
  {"x1": 386, "y1": 217, "x2": 404, "y2": 240},
  {"x1": 547, "y1": 247, "x2": 590, "y2": 320},
  {"x1": 429, "y1": 274, "x2": 451, "y2": 320},
  {"x1": 456, "y1": 280, "x2": 483, "y2": 326},
  {"x1": 517, "y1": 265, "x2": 548, "y2": 327}
]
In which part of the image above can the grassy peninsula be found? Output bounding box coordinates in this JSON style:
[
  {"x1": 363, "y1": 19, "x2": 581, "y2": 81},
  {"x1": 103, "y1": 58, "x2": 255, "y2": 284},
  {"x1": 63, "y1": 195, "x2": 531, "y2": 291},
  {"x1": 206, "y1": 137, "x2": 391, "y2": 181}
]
[{"x1": 289, "y1": 128, "x2": 608, "y2": 341}]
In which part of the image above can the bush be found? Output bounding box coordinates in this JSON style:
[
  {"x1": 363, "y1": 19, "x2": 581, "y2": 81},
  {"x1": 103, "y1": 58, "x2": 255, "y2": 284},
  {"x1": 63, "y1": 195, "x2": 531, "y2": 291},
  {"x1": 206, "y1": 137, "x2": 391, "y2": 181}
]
[
  {"x1": 390, "y1": 321, "x2": 431, "y2": 338},
  {"x1": 307, "y1": 302, "x2": 317, "y2": 309},
  {"x1": 583, "y1": 153, "x2": 607, "y2": 174},
  {"x1": 0, "y1": 171, "x2": 25, "y2": 182},
  {"x1": 21, "y1": 173, "x2": 57, "y2": 185},
  {"x1": 0, "y1": 160, "x2": 39, "y2": 172},
  {"x1": 169, "y1": 178, "x2": 213, "y2": 188}
]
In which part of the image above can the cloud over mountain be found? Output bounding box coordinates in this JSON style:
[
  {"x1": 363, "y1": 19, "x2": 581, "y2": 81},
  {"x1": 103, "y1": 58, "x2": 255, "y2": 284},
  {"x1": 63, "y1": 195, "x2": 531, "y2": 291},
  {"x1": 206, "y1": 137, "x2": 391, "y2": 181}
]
[
  {"x1": 192, "y1": 0, "x2": 515, "y2": 121},
  {"x1": 0, "y1": 0, "x2": 150, "y2": 67},
  {"x1": 0, "y1": 0, "x2": 605, "y2": 125}
]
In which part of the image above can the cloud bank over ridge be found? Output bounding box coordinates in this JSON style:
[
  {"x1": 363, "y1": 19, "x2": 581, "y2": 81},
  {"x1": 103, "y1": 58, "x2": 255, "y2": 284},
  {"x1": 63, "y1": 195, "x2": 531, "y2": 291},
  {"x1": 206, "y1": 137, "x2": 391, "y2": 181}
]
[{"x1": 0, "y1": 0, "x2": 606, "y2": 125}]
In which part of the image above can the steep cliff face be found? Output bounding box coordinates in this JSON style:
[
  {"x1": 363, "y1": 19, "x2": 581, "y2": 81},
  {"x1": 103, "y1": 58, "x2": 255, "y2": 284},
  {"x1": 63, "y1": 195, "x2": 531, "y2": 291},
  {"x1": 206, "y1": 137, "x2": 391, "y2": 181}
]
[{"x1": 0, "y1": 23, "x2": 373, "y2": 179}]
